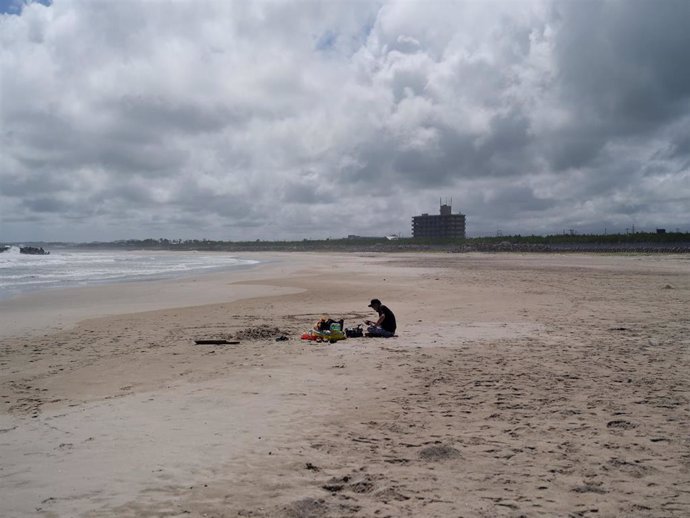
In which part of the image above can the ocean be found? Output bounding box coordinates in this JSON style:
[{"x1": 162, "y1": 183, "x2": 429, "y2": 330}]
[{"x1": 0, "y1": 246, "x2": 259, "y2": 300}]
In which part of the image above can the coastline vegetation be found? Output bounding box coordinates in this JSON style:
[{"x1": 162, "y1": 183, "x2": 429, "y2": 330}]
[{"x1": 4, "y1": 231, "x2": 689, "y2": 253}]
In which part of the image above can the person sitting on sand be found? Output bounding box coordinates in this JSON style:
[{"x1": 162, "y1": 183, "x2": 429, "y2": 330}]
[{"x1": 365, "y1": 299, "x2": 396, "y2": 337}]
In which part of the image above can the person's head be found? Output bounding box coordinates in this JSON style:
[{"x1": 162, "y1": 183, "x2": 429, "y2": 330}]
[{"x1": 368, "y1": 298, "x2": 381, "y2": 311}]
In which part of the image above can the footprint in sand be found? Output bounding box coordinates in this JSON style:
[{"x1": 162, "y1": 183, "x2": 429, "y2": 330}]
[
  {"x1": 418, "y1": 444, "x2": 461, "y2": 461},
  {"x1": 572, "y1": 483, "x2": 607, "y2": 494},
  {"x1": 321, "y1": 474, "x2": 377, "y2": 495},
  {"x1": 606, "y1": 419, "x2": 637, "y2": 430},
  {"x1": 282, "y1": 497, "x2": 360, "y2": 518},
  {"x1": 606, "y1": 458, "x2": 656, "y2": 478}
]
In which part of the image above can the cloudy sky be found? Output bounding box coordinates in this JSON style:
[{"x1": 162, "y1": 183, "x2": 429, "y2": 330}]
[{"x1": 1, "y1": 0, "x2": 689, "y2": 241}]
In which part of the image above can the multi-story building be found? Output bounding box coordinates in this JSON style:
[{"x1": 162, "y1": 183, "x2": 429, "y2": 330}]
[{"x1": 412, "y1": 202, "x2": 466, "y2": 239}]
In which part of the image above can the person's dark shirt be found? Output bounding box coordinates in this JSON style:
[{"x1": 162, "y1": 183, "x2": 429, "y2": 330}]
[{"x1": 378, "y1": 305, "x2": 396, "y2": 333}]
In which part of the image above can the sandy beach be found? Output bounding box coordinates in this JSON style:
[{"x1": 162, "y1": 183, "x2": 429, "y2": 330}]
[{"x1": 1, "y1": 252, "x2": 689, "y2": 517}]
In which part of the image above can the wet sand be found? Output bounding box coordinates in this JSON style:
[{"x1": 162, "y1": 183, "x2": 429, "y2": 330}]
[{"x1": 1, "y1": 252, "x2": 689, "y2": 517}]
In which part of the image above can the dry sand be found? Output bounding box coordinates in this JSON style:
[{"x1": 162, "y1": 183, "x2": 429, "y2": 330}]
[{"x1": 1, "y1": 252, "x2": 689, "y2": 517}]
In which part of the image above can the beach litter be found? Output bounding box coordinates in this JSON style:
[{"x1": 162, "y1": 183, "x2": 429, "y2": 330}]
[{"x1": 300, "y1": 328, "x2": 346, "y2": 343}]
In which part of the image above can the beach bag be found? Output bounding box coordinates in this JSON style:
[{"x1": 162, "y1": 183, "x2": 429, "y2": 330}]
[
  {"x1": 317, "y1": 319, "x2": 335, "y2": 331},
  {"x1": 346, "y1": 326, "x2": 363, "y2": 338}
]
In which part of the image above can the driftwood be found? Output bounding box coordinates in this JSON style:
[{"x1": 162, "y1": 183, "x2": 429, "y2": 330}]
[{"x1": 194, "y1": 339, "x2": 240, "y2": 345}]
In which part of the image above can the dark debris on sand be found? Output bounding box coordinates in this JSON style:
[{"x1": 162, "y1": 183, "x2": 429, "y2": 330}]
[{"x1": 233, "y1": 327, "x2": 286, "y2": 341}]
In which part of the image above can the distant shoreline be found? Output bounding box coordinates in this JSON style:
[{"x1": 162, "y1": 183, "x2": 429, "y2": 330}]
[
  {"x1": 0, "y1": 248, "x2": 262, "y2": 303},
  {"x1": 0, "y1": 251, "x2": 303, "y2": 340}
]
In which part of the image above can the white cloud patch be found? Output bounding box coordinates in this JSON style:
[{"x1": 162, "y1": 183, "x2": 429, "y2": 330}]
[{"x1": 1, "y1": 0, "x2": 689, "y2": 241}]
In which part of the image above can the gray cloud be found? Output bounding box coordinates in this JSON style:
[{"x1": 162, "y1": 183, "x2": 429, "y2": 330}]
[
  {"x1": 542, "y1": 0, "x2": 690, "y2": 169},
  {"x1": 1, "y1": 0, "x2": 689, "y2": 241}
]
